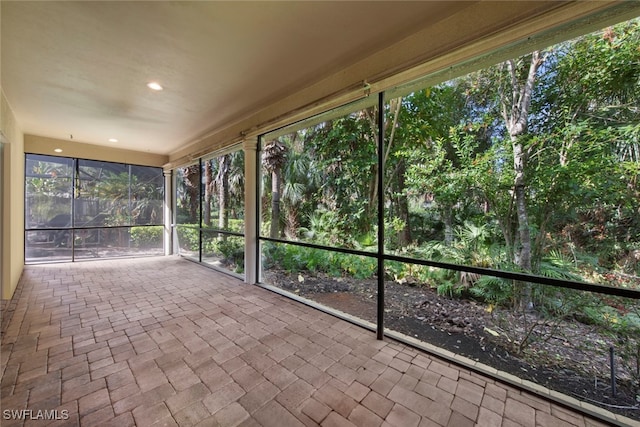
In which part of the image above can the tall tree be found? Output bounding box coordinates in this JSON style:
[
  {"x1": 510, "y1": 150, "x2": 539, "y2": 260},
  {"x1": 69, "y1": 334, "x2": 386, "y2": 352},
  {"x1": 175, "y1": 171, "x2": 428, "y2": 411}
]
[
  {"x1": 217, "y1": 154, "x2": 231, "y2": 233},
  {"x1": 181, "y1": 164, "x2": 200, "y2": 224},
  {"x1": 401, "y1": 83, "x2": 476, "y2": 246},
  {"x1": 499, "y1": 52, "x2": 545, "y2": 309},
  {"x1": 530, "y1": 20, "x2": 640, "y2": 273},
  {"x1": 501, "y1": 52, "x2": 543, "y2": 273},
  {"x1": 262, "y1": 139, "x2": 288, "y2": 238},
  {"x1": 312, "y1": 115, "x2": 377, "y2": 239},
  {"x1": 203, "y1": 159, "x2": 214, "y2": 226}
]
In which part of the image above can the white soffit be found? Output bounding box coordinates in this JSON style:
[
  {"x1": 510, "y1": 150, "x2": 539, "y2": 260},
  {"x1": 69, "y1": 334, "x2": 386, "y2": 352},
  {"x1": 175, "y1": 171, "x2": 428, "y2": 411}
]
[
  {"x1": 1, "y1": 1, "x2": 468, "y2": 154},
  {"x1": 2, "y1": 1, "x2": 633, "y2": 159}
]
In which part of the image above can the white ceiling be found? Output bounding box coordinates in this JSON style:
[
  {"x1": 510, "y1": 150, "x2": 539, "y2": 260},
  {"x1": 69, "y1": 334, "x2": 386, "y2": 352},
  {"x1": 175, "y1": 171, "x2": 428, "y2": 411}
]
[
  {"x1": 2, "y1": 1, "x2": 477, "y2": 155},
  {"x1": 2, "y1": 1, "x2": 623, "y2": 158}
]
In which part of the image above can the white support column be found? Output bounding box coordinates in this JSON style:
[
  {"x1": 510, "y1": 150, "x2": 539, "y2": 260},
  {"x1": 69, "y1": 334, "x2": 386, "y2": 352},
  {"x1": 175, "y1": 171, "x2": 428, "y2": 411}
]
[
  {"x1": 243, "y1": 137, "x2": 258, "y2": 284},
  {"x1": 163, "y1": 170, "x2": 173, "y2": 256}
]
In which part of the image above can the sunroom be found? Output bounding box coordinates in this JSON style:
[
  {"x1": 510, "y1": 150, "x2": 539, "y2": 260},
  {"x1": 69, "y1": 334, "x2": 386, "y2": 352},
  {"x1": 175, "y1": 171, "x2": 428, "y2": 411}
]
[{"x1": 2, "y1": 2, "x2": 639, "y2": 426}]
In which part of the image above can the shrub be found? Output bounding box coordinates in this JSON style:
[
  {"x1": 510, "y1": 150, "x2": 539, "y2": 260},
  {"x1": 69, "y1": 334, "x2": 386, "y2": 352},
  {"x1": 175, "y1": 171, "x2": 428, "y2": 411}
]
[
  {"x1": 176, "y1": 226, "x2": 200, "y2": 251},
  {"x1": 217, "y1": 238, "x2": 244, "y2": 268},
  {"x1": 263, "y1": 242, "x2": 376, "y2": 279},
  {"x1": 131, "y1": 226, "x2": 163, "y2": 248}
]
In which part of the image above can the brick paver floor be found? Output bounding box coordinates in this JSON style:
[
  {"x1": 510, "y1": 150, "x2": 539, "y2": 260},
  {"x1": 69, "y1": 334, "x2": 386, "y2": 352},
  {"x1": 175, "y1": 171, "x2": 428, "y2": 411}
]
[{"x1": 0, "y1": 256, "x2": 629, "y2": 426}]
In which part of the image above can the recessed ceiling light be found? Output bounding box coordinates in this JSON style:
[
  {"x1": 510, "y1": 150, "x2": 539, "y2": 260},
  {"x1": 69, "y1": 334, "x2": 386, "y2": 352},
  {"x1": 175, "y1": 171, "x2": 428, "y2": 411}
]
[
  {"x1": 54, "y1": 148, "x2": 63, "y2": 153},
  {"x1": 109, "y1": 138, "x2": 118, "y2": 143},
  {"x1": 147, "y1": 82, "x2": 163, "y2": 91}
]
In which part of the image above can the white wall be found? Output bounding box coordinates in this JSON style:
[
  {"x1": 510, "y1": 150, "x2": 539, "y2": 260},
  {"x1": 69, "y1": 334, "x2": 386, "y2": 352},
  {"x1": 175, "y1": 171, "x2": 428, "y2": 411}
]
[{"x1": 1, "y1": 89, "x2": 25, "y2": 300}]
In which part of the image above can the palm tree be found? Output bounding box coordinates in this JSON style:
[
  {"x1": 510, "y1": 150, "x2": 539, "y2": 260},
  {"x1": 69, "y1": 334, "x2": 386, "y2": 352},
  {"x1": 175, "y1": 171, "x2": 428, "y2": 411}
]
[
  {"x1": 203, "y1": 159, "x2": 214, "y2": 226},
  {"x1": 262, "y1": 139, "x2": 288, "y2": 238},
  {"x1": 181, "y1": 164, "x2": 200, "y2": 224},
  {"x1": 281, "y1": 146, "x2": 318, "y2": 239},
  {"x1": 216, "y1": 154, "x2": 231, "y2": 234}
]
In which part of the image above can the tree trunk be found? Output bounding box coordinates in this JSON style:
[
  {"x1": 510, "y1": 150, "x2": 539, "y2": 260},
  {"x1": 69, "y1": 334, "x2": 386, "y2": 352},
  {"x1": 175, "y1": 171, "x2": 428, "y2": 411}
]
[
  {"x1": 217, "y1": 155, "x2": 230, "y2": 240},
  {"x1": 396, "y1": 160, "x2": 411, "y2": 246},
  {"x1": 513, "y1": 138, "x2": 533, "y2": 310},
  {"x1": 512, "y1": 142, "x2": 531, "y2": 271},
  {"x1": 183, "y1": 164, "x2": 200, "y2": 224},
  {"x1": 203, "y1": 160, "x2": 213, "y2": 226},
  {"x1": 262, "y1": 140, "x2": 286, "y2": 239},
  {"x1": 270, "y1": 169, "x2": 281, "y2": 239},
  {"x1": 365, "y1": 99, "x2": 402, "y2": 226},
  {"x1": 501, "y1": 51, "x2": 543, "y2": 310},
  {"x1": 285, "y1": 211, "x2": 297, "y2": 240}
]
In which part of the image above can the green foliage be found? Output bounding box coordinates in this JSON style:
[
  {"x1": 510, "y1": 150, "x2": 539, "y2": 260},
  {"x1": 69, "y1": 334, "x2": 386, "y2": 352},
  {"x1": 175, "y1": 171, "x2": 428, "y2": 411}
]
[
  {"x1": 304, "y1": 210, "x2": 348, "y2": 246},
  {"x1": 384, "y1": 260, "x2": 405, "y2": 281},
  {"x1": 263, "y1": 243, "x2": 376, "y2": 279},
  {"x1": 26, "y1": 159, "x2": 74, "y2": 226},
  {"x1": 130, "y1": 226, "x2": 163, "y2": 248},
  {"x1": 258, "y1": 19, "x2": 640, "y2": 318},
  {"x1": 470, "y1": 276, "x2": 513, "y2": 307},
  {"x1": 436, "y1": 280, "x2": 463, "y2": 298},
  {"x1": 223, "y1": 219, "x2": 244, "y2": 233},
  {"x1": 176, "y1": 220, "x2": 245, "y2": 255},
  {"x1": 216, "y1": 238, "x2": 245, "y2": 272}
]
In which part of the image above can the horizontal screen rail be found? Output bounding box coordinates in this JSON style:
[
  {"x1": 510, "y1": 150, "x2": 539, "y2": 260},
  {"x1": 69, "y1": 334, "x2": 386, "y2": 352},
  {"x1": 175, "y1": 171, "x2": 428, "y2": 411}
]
[{"x1": 259, "y1": 237, "x2": 640, "y2": 300}]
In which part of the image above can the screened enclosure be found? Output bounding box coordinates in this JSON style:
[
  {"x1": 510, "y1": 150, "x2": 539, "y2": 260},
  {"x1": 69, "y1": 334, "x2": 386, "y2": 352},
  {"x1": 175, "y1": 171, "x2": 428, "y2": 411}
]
[
  {"x1": 173, "y1": 150, "x2": 245, "y2": 275},
  {"x1": 255, "y1": 18, "x2": 640, "y2": 421},
  {"x1": 25, "y1": 154, "x2": 164, "y2": 263}
]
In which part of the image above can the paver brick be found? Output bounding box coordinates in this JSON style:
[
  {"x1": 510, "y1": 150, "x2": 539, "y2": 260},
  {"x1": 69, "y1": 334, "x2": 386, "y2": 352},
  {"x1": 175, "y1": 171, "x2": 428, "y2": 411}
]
[
  {"x1": 326, "y1": 362, "x2": 358, "y2": 386},
  {"x1": 109, "y1": 381, "x2": 140, "y2": 403},
  {"x1": 536, "y1": 411, "x2": 576, "y2": 427},
  {"x1": 173, "y1": 401, "x2": 212, "y2": 426},
  {"x1": 222, "y1": 356, "x2": 248, "y2": 374},
  {"x1": 98, "y1": 411, "x2": 136, "y2": 427},
  {"x1": 314, "y1": 383, "x2": 358, "y2": 418},
  {"x1": 389, "y1": 358, "x2": 411, "y2": 374},
  {"x1": 385, "y1": 404, "x2": 420, "y2": 427},
  {"x1": 362, "y1": 390, "x2": 394, "y2": 419},
  {"x1": 276, "y1": 379, "x2": 314, "y2": 410},
  {"x1": 484, "y1": 382, "x2": 507, "y2": 401},
  {"x1": 415, "y1": 380, "x2": 454, "y2": 406},
  {"x1": 427, "y1": 361, "x2": 459, "y2": 381},
  {"x1": 504, "y1": 397, "x2": 536, "y2": 427},
  {"x1": 232, "y1": 365, "x2": 265, "y2": 392},
  {"x1": 436, "y1": 376, "x2": 457, "y2": 394},
  {"x1": 165, "y1": 382, "x2": 210, "y2": 413},
  {"x1": 263, "y1": 363, "x2": 297, "y2": 390},
  {"x1": 254, "y1": 400, "x2": 305, "y2": 427},
  {"x1": 481, "y1": 393, "x2": 505, "y2": 415},
  {"x1": 510, "y1": 391, "x2": 552, "y2": 413},
  {"x1": 1, "y1": 258, "x2": 623, "y2": 427},
  {"x1": 310, "y1": 353, "x2": 335, "y2": 371},
  {"x1": 238, "y1": 380, "x2": 279, "y2": 414},
  {"x1": 450, "y1": 395, "x2": 479, "y2": 421},
  {"x1": 203, "y1": 382, "x2": 246, "y2": 414},
  {"x1": 349, "y1": 404, "x2": 384, "y2": 427},
  {"x1": 345, "y1": 381, "x2": 370, "y2": 402},
  {"x1": 301, "y1": 398, "x2": 332, "y2": 424},
  {"x1": 370, "y1": 376, "x2": 396, "y2": 397},
  {"x1": 78, "y1": 388, "x2": 111, "y2": 416},
  {"x1": 132, "y1": 402, "x2": 172, "y2": 427},
  {"x1": 476, "y1": 407, "x2": 502, "y2": 427},
  {"x1": 214, "y1": 402, "x2": 249, "y2": 426},
  {"x1": 397, "y1": 373, "x2": 419, "y2": 390},
  {"x1": 447, "y1": 411, "x2": 475, "y2": 427},
  {"x1": 295, "y1": 363, "x2": 331, "y2": 388},
  {"x1": 61, "y1": 377, "x2": 106, "y2": 403},
  {"x1": 79, "y1": 405, "x2": 116, "y2": 427}
]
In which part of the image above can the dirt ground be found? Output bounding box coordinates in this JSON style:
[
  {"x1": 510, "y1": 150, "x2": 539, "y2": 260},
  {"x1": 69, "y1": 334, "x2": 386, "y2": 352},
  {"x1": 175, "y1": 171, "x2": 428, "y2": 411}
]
[{"x1": 264, "y1": 269, "x2": 640, "y2": 422}]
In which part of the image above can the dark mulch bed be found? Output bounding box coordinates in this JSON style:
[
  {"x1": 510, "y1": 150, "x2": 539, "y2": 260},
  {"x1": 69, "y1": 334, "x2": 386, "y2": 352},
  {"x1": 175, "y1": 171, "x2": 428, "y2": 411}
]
[{"x1": 264, "y1": 269, "x2": 640, "y2": 422}]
